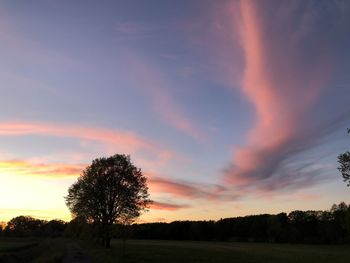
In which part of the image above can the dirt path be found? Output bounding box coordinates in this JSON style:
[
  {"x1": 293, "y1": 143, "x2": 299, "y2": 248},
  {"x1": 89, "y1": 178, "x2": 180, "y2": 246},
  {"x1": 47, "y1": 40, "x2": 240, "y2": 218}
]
[{"x1": 62, "y1": 242, "x2": 92, "y2": 263}]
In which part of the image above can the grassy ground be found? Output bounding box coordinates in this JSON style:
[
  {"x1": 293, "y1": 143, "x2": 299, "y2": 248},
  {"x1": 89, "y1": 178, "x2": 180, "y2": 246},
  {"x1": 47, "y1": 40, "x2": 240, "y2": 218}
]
[
  {"x1": 0, "y1": 237, "x2": 66, "y2": 263},
  {"x1": 1, "y1": 238, "x2": 350, "y2": 263},
  {"x1": 0, "y1": 239, "x2": 37, "y2": 252},
  {"x1": 84, "y1": 239, "x2": 350, "y2": 263}
]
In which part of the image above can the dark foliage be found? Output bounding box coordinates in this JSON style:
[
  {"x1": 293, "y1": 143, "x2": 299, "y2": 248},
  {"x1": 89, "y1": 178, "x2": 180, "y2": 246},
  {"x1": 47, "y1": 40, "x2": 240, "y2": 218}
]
[
  {"x1": 118, "y1": 202, "x2": 350, "y2": 244},
  {"x1": 63, "y1": 216, "x2": 94, "y2": 240},
  {"x1": 338, "y1": 128, "x2": 350, "y2": 186},
  {"x1": 3, "y1": 216, "x2": 66, "y2": 237},
  {"x1": 65, "y1": 154, "x2": 151, "y2": 248}
]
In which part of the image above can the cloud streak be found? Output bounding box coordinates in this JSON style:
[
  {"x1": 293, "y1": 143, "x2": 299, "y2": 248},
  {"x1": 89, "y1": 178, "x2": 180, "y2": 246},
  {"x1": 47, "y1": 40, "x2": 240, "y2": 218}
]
[
  {"x1": 224, "y1": 0, "x2": 350, "y2": 191},
  {"x1": 149, "y1": 176, "x2": 200, "y2": 198},
  {"x1": 0, "y1": 121, "x2": 163, "y2": 155},
  {"x1": 0, "y1": 159, "x2": 85, "y2": 178},
  {"x1": 150, "y1": 201, "x2": 190, "y2": 211},
  {"x1": 123, "y1": 53, "x2": 204, "y2": 142},
  {"x1": 148, "y1": 174, "x2": 235, "y2": 201},
  {"x1": 0, "y1": 121, "x2": 180, "y2": 177}
]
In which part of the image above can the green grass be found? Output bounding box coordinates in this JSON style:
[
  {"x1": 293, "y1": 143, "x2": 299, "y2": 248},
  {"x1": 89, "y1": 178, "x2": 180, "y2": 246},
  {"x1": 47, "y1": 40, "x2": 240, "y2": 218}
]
[
  {"x1": 0, "y1": 238, "x2": 66, "y2": 263},
  {"x1": 84, "y1": 239, "x2": 350, "y2": 263}
]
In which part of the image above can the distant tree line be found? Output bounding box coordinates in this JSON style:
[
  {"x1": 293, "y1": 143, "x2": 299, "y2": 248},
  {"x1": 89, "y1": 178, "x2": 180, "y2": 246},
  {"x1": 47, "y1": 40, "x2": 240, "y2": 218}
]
[
  {"x1": 118, "y1": 202, "x2": 350, "y2": 244},
  {"x1": 115, "y1": 203, "x2": 350, "y2": 244},
  {"x1": 1, "y1": 202, "x2": 349, "y2": 244},
  {"x1": 0, "y1": 216, "x2": 66, "y2": 238}
]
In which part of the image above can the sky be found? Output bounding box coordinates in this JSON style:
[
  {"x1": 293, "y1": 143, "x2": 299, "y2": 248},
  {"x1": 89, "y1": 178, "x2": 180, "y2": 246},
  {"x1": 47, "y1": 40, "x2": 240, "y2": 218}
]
[{"x1": 0, "y1": 0, "x2": 350, "y2": 223}]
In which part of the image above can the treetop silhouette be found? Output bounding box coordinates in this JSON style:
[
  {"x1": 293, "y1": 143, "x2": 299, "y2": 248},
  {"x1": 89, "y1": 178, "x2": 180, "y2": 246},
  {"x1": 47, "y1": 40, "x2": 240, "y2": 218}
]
[{"x1": 65, "y1": 154, "x2": 151, "y2": 248}]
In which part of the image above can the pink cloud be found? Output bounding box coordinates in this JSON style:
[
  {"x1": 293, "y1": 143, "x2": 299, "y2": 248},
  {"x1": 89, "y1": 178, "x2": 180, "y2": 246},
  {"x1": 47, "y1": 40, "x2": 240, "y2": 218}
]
[
  {"x1": 154, "y1": 93, "x2": 203, "y2": 142},
  {"x1": 223, "y1": 0, "x2": 349, "y2": 191},
  {"x1": 0, "y1": 121, "x2": 180, "y2": 174},
  {"x1": 150, "y1": 201, "x2": 190, "y2": 211},
  {"x1": 0, "y1": 159, "x2": 85, "y2": 178},
  {"x1": 149, "y1": 176, "x2": 200, "y2": 198},
  {"x1": 0, "y1": 121, "x2": 158, "y2": 154},
  {"x1": 147, "y1": 174, "x2": 236, "y2": 201}
]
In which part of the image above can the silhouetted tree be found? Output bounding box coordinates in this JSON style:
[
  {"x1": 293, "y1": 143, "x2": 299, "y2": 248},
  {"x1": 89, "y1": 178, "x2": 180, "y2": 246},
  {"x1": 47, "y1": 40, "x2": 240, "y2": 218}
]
[
  {"x1": 65, "y1": 154, "x2": 151, "y2": 248},
  {"x1": 5, "y1": 216, "x2": 46, "y2": 237},
  {"x1": 330, "y1": 202, "x2": 350, "y2": 242},
  {"x1": 338, "y1": 129, "x2": 350, "y2": 186}
]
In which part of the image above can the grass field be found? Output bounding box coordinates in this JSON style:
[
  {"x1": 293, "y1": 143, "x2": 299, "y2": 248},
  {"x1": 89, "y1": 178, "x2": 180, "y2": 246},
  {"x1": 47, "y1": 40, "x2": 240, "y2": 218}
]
[
  {"x1": 84, "y1": 239, "x2": 350, "y2": 263},
  {"x1": 1, "y1": 238, "x2": 350, "y2": 262},
  {"x1": 0, "y1": 240, "x2": 37, "y2": 252},
  {"x1": 0, "y1": 238, "x2": 65, "y2": 263}
]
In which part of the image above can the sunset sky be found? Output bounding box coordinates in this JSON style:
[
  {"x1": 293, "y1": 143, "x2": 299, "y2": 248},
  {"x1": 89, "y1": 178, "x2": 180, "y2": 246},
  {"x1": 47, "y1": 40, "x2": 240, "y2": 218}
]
[{"x1": 0, "y1": 0, "x2": 350, "y2": 223}]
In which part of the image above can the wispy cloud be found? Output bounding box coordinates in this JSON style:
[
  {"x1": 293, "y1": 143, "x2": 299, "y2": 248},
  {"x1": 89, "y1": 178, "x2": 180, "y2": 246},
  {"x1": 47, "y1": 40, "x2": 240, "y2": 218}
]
[
  {"x1": 150, "y1": 201, "x2": 190, "y2": 211},
  {"x1": 0, "y1": 121, "x2": 161, "y2": 155},
  {"x1": 123, "y1": 53, "x2": 205, "y2": 142},
  {"x1": 0, "y1": 159, "x2": 85, "y2": 178},
  {"x1": 223, "y1": 0, "x2": 350, "y2": 192},
  {"x1": 0, "y1": 121, "x2": 180, "y2": 176},
  {"x1": 149, "y1": 176, "x2": 201, "y2": 198},
  {"x1": 148, "y1": 174, "x2": 234, "y2": 201}
]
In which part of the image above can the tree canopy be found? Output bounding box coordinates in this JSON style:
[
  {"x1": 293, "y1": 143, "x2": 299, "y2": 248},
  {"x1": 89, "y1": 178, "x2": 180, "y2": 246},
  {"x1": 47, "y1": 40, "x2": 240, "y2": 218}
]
[
  {"x1": 338, "y1": 129, "x2": 350, "y2": 186},
  {"x1": 65, "y1": 154, "x2": 151, "y2": 248}
]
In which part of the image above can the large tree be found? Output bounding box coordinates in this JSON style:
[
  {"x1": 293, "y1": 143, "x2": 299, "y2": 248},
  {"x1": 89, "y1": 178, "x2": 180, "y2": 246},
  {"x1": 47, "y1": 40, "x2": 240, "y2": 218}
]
[
  {"x1": 65, "y1": 154, "x2": 151, "y2": 248},
  {"x1": 338, "y1": 129, "x2": 350, "y2": 187}
]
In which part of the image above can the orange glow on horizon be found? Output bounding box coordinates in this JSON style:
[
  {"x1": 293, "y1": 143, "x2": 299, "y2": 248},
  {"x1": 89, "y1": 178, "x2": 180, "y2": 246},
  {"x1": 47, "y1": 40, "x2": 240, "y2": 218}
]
[{"x1": 0, "y1": 160, "x2": 85, "y2": 178}]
